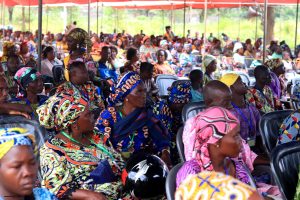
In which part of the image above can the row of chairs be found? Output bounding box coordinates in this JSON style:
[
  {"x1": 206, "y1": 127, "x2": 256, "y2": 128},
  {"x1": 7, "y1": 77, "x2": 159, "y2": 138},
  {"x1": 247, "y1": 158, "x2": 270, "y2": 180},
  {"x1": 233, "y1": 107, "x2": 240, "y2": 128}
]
[
  {"x1": 155, "y1": 72, "x2": 254, "y2": 99},
  {"x1": 169, "y1": 101, "x2": 299, "y2": 200}
]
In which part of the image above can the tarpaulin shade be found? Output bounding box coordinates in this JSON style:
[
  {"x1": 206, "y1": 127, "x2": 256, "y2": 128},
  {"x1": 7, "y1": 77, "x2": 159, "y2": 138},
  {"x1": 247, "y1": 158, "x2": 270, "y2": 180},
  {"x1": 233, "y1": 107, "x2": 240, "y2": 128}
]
[{"x1": 2, "y1": 0, "x2": 300, "y2": 7}]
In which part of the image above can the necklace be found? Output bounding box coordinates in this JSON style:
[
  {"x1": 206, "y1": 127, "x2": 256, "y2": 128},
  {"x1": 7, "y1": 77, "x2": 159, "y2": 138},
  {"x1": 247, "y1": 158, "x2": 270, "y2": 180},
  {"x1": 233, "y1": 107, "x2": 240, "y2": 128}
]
[{"x1": 60, "y1": 131, "x2": 114, "y2": 160}]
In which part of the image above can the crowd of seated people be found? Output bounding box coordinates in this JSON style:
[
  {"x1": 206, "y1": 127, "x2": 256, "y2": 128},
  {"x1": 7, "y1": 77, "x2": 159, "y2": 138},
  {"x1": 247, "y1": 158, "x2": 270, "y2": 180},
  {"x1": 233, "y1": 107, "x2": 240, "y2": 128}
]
[{"x1": 1, "y1": 25, "x2": 300, "y2": 200}]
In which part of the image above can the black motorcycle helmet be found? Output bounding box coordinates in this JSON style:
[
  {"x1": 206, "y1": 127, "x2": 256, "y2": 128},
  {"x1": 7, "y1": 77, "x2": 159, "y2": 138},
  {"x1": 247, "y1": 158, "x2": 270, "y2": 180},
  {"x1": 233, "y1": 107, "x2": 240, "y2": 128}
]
[{"x1": 122, "y1": 152, "x2": 169, "y2": 199}]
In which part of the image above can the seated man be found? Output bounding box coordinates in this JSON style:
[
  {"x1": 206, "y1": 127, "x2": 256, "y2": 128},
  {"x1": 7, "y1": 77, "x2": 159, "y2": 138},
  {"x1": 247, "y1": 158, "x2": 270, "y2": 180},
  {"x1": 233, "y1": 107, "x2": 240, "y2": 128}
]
[
  {"x1": 246, "y1": 65, "x2": 280, "y2": 114},
  {"x1": 97, "y1": 46, "x2": 118, "y2": 84},
  {"x1": 220, "y1": 73, "x2": 264, "y2": 153},
  {"x1": 189, "y1": 69, "x2": 204, "y2": 103}
]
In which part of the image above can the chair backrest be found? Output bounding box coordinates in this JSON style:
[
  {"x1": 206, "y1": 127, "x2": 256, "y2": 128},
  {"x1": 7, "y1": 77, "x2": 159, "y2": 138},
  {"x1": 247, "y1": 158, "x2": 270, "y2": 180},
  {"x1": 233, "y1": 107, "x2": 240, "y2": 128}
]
[
  {"x1": 259, "y1": 110, "x2": 293, "y2": 155},
  {"x1": 271, "y1": 141, "x2": 300, "y2": 200},
  {"x1": 0, "y1": 115, "x2": 47, "y2": 149},
  {"x1": 182, "y1": 101, "x2": 206, "y2": 123},
  {"x1": 241, "y1": 163, "x2": 257, "y2": 189},
  {"x1": 52, "y1": 65, "x2": 65, "y2": 85},
  {"x1": 166, "y1": 163, "x2": 184, "y2": 200},
  {"x1": 176, "y1": 127, "x2": 185, "y2": 162},
  {"x1": 156, "y1": 74, "x2": 178, "y2": 97}
]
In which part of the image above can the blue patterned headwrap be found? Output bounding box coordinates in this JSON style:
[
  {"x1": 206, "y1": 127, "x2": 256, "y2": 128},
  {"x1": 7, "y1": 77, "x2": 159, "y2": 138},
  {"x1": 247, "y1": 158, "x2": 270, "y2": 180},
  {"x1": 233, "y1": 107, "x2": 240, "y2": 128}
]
[
  {"x1": 0, "y1": 127, "x2": 35, "y2": 159},
  {"x1": 168, "y1": 80, "x2": 192, "y2": 105},
  {"x1": 110, "y1": 72, "x2": 142, "y2": 106}
]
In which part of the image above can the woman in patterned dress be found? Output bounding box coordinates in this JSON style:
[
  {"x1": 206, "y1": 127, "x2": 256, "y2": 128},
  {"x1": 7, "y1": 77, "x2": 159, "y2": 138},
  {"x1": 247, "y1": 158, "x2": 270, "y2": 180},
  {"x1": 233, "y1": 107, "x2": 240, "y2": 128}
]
[
  {"x1": 96, "y1": 71, "x2": 172, "y2": 168},
  {"x1": 37, "y1": 89, "x2": 124, "y2": 199}
]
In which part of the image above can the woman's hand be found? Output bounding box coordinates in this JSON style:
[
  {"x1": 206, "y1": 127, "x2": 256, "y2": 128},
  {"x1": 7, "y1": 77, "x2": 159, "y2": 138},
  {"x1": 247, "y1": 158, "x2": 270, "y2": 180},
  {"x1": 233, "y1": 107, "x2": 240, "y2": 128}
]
[
  {"x1": 71, "y1": 189, "x2": 107, "y2": 200},
  {"x1": 161, "y1": 149, "x2": 173, "y2": 169}
]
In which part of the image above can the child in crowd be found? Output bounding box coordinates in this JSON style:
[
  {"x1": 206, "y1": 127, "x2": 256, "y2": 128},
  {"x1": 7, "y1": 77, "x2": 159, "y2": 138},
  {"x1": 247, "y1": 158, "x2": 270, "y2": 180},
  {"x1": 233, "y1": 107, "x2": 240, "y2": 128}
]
[
  {"x1": 189, "y1": 69, "x2": 204, "y2": 102},
  {"x1": 139, "y1": 62, "x2": 158, "y2": 107}
]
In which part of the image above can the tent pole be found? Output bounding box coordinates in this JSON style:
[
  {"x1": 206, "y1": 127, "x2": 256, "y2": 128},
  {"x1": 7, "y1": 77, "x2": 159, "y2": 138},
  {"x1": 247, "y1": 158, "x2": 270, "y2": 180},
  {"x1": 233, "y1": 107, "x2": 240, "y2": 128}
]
[
  {"x1": 88, "y1": 0, "x2": 91, "y2": 36},
  {"x1": 217, "y1": 8, "x2": 220, "y2": 38},
  {"x1": 204, "y1": 0, "x2": 208, "y2": 44},
  {"x1": 183, "y1": 0, "x2": 186, "y2": 37},
  {"x1": 238, "y1": 4, "x2": 241, "y2": 38},
  {"x1": 2, "y1": 0, "x2": 4, "y2": 36},
  {"x1": 28, "y1": 0, "x2": 31, "y2": 32},
  {"x1": 46, "y1": 6, "x2": 48, "y2": 33},
  {"x1": 263, "y1": 0, "x2": 268, "y2": 63},
  {"x1": 162, "y1": 10, "x2": 165, "y2": 35},
  {"x1": 255, "y1": 6, "x2": 258, "y2": 41},
  {"x1": 101, "y1": 3, "x2": 103, "y2": 33},
  {"x1": 171, "y1": 3, "x2": 173, "y2": 28},
  {"x1": 116, "y1": 8, "x2": 118, "y2": 33},
  {"x1": 295, "y1": 0, "x2": 299, "y2": 54},
  {"x1": 96, "y1": 0, "x2": 99, "y2": 35},
  {"x1": 1, "y1": 0, "x2": 5, "y2": 38},
  {"x1": 37, "y1": 0, "x2": 42, "y2": 72}
]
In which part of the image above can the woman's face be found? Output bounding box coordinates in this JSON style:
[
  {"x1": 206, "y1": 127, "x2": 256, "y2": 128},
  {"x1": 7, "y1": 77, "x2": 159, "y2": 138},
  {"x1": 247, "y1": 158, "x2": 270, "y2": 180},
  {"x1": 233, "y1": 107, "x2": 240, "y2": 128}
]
[
  {"x1": 0, "y1": 146, "x2": 37, "y2": 197},
  {"x1": 219, "y1": 125, "x2": 242, "y2": 158},
  {"x1": 144, "y1": 39, "x2": 151, "y2": 47},
  {"x1": 157, "y1": 51, "x2": 166, "y2": 64},
  {"x1": 7, "y1": 57, "x2": 20, "y2": 74},
  {"x1": 132, "y1": 51, "x2": 140, "y2": 63},
  {"x1": 117, "y1": 39, "x2": 123, "y2": 47},
  {"x1": 127, "y1": 83, "x2": 146, "y2": 108},
  {"x1": 207, "y1": 60, "x2": 217, "y2": 73},
  {"x1": 47, "y1": 50, "x2": 55, "y2": 61},
  {"x1": 0, "y1": 77, "x2": 8, "y2": 103},
  {"x1": 232, "y1": 77, "x2": 248, "y2": 95},
  {"x1": 111, "y1": 49, "x2": 117, "y2": 59},
  {"x1": 36, "y1": 77, "x2": 44, "y2": 94},
  {"x1": 27, "y1": 79, "x2": 39, "y2": 94},
  {"x1": 238, "y1": 47, "x2": 244, "y2": 55},
  {"x1": 77, "y1": 107, "x2": 96, "y2": 133},
  {"x1": 70, "y1": 65, "x2": 89, "y2": 85}
]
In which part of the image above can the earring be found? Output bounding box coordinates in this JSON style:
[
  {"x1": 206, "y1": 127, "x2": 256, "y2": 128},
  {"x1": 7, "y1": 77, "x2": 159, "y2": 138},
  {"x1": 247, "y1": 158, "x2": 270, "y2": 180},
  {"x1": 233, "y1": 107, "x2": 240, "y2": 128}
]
[
  {"x1": 125, "y1": 98, "x2": 129, "y2": 102},
  {"x1": 216, "y1": 144, "x2": 220, "y2": 148}
]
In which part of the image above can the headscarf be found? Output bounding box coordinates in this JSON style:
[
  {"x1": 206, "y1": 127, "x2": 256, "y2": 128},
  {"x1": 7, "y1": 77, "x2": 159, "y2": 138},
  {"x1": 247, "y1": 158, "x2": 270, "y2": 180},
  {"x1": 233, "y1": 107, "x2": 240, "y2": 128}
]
[
  {"x1": 168, "y1": 80, "x2": 191, "y2": 105},
  {"x1": 0, "y1": 127, "x2": 35, "y2": 159},
  {"x1": 160, "y1": 40, "x2": 168, "y2": 47},
  {"x1": 175, "y1": 171, "x2": 256, "y2": 200},
  {"x1": 183, "y1": 43, "x2": 192, "y2": 49},
  {"x1": 110, "y1": 72, "x2": 142, "y2": 106},
  {"x1": 14, "y1": 67, "x2": 40, "y2": 96},
  {"x1": 37, "y1": 92, "x2": 88, "y2": 130},
  {"x1": 264, "y1": 58, "x2": 284, "y2": 71},
  {"x1": 2, "y1": 41, "x2": 15, "y2": 57},
  {"x1": 219, "y1": 73, "x2": 240, "y2": 87},
  {"x1": 202, "y1": 54, "x2": 216, "y2": 68},
  {"x1": 233, "y1": 42, "x2": 243, "y2": 53},
  {"x1": 142, "y1": 36, "x2": 150, "y2": 44},
  {"x1": 67, "y1": 28, "x2": 92, "y2": 52},
  {"x1": 189, "y1": 107, "x2": 239, "y2": 171}
]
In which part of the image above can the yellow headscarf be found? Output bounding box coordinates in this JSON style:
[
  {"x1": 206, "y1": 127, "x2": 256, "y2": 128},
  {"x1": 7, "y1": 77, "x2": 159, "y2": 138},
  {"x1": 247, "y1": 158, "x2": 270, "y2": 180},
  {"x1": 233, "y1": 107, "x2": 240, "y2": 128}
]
[
  {"x1": 175, "y1": 171, "x2": 256, "y2": 200},
  {"x1": 0, "y1": 127, "x2": 35, "y2": 159},
  {"x1": 219, "y1": 73, "x2": 239, "y2": 87}
]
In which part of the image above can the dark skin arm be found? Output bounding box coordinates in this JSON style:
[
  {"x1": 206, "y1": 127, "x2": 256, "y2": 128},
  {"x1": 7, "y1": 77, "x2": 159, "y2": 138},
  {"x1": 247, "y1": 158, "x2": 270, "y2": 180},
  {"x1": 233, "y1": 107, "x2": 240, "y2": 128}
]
[
  {"x1": 0, "y1": 103, "x2": 33, "y2": 119},
  {"x1": 253, "y1": 154, "x2": 270, "y2": 166},
  {"x1": 70, "y1": 189, "x2": 107, "y2": 200}
]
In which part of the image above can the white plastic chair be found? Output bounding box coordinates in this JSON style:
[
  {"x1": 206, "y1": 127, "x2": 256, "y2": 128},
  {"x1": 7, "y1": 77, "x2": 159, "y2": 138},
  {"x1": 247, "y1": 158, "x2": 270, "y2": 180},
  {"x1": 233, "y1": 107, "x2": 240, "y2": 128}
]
[{"x1": 155, "y1": 74, "x2": 178, "y2": 97}]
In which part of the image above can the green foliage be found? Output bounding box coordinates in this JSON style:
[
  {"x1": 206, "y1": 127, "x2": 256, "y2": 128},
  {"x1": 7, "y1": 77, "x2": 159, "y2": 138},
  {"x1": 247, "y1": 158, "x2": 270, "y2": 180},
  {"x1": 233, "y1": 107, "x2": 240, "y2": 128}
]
[{"x1": 1, "y1": 6, "x2": 299, "y2": 48}]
